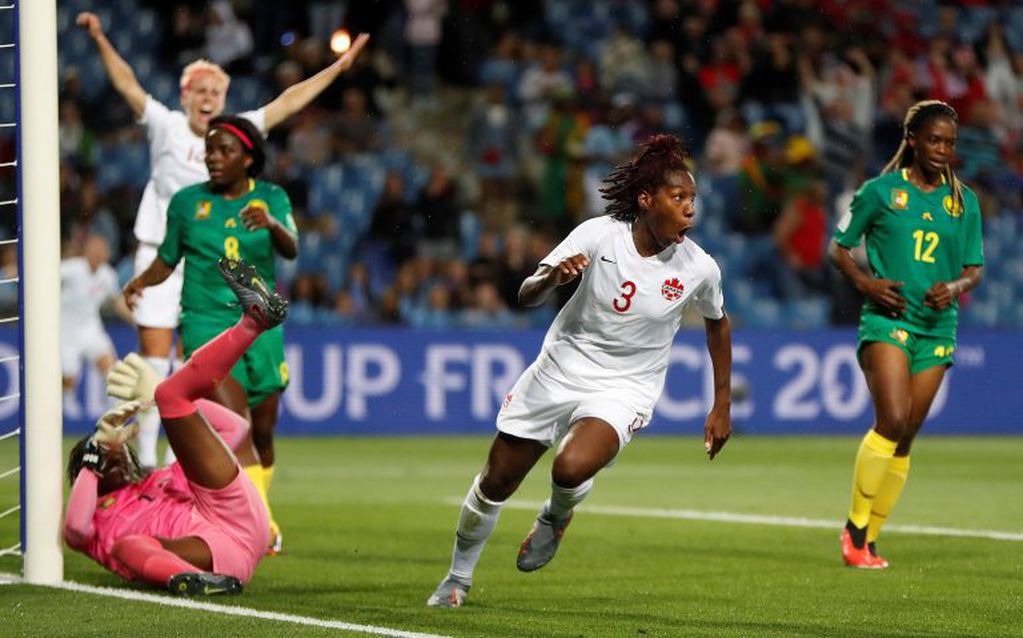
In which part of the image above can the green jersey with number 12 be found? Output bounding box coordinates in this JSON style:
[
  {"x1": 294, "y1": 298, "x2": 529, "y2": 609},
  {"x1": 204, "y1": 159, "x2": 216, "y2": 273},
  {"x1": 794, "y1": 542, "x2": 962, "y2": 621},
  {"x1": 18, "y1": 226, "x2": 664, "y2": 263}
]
[{"x1": 834, "y1": 169, "x2": 984, "y2": 338}]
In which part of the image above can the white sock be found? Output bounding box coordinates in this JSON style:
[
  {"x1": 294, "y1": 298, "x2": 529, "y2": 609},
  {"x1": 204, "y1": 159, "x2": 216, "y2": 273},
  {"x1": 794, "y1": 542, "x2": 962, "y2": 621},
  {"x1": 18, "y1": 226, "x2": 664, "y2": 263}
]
[
  {"x1": 62, "y1": 387, "x2": 82, "y2": 420},
  {"x1": 449, "y1": 474, "x2": 505, "y2": 582},
  {"x1": 545, "y1": 478, "x2": 594, "y2": 519},
  {"x1": 137, "y1": 356, "x2": 170, "y2": 468}
]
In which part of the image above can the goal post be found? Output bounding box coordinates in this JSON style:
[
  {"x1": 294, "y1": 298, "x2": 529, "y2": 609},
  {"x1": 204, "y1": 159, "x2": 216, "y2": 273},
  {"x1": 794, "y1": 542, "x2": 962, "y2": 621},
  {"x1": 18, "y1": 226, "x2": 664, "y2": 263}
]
[{"x1": 18, "y1": 0, "x2": 63, "y2": 584}]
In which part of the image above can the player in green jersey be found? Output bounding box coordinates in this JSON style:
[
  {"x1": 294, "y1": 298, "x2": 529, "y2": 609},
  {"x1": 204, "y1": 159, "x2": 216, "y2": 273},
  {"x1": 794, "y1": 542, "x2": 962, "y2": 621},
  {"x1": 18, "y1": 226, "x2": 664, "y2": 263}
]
[
  {"x1": 124, "y1": 115, "x2": 298, "y2": 553},
  {"x1": 829, "y1": 101, "x2": 984, "y2": 569}
]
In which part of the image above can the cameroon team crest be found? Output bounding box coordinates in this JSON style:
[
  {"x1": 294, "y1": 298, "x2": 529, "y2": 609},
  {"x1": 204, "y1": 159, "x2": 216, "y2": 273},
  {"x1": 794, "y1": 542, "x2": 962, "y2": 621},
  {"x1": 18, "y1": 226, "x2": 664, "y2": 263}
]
[
  {"x1": 943, "y1": 195, "x2": 962, "y2": 217},
  {"x1": 662, "y1": 277, "x2": 684, "y2": 301},
  {"x1": 891, "y1": 189, "x2": 909, "y2": 209},
  {"x1": 194, "y1": 200, "x2": 211, "y2": 220},
  {"x1": 889, "y1": 328, "x2": 909, "y2": 345}
]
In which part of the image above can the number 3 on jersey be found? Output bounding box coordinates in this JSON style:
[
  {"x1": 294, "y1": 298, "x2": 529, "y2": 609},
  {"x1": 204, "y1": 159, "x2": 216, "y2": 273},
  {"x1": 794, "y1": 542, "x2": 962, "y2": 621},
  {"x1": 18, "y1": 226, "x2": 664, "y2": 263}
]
[
  {"x1": 912, "y1": 229, "x2": 938, "y2": 263},
  {"x1": 613, "y1": 281, "x2": 636, "y2": 313},
  {"x1": 224, "y1": 236, "x2": 240, "y2": 260}
]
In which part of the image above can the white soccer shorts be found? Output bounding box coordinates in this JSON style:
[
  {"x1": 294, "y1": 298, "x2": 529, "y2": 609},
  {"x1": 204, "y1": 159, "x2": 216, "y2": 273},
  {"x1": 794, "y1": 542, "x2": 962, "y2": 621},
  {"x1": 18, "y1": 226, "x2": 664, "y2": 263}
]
[
  {"x1": 496, "y1": 363, "x2": 652, "y2": 450},
  {"x1": 61, "y1": 321, "x2": 115, "y2": 379},
  {"x1": 131, "y1": 242, "x2": 184, "y2": 329}
]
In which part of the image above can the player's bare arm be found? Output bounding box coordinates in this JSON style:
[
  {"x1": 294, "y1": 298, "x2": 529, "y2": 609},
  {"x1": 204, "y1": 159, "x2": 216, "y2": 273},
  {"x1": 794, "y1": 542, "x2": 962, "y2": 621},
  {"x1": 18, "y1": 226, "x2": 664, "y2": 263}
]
[
  {"x1": 828, "y1": 239, "x2": 906, "y2": 315},
  {"x1": 123, "y1": 258, "x2": 174, "y2": 310},
  {"x1": 261, "y1": 33, "x2": 371, "y2": 130},
  {"x1": 703, "y1": 314, "x2": 732, "y2": 460},
  {"x1": 239, "y1": 204, "x2": 298, "y2": 259},
  {"x1": 76, "y1": 12, "x2": 147, "y2": 118},
  {"x1": 518, "y1": 254, "x2": 590, "y2": 307},
  {"x1": 924, "y1": 265, "x2": 983, "y2": 310}
]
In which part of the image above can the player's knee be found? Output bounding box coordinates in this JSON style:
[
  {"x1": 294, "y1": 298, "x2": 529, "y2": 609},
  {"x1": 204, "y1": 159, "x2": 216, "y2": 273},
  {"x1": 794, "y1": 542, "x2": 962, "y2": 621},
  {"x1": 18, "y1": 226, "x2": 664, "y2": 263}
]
[
  {"x1": 153, "y1": 379, "x2": 175, "y2": 410},
  {"x1": 111, "y1": 534, "x2": 159, "y2": 561},
  {"x1": 551, "y1": 456, "x2": 593, "y2": 489},
  {"x1": 479, "y1": 470, "x2": 519, "y2": 502}
]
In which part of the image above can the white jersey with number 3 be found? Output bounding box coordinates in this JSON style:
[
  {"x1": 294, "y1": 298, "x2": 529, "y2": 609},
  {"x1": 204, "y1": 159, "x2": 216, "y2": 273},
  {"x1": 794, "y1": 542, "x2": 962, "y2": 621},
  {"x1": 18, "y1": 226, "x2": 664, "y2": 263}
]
[
  {"x1": 535, "y1": 215, "x2": 724, "y2": 411},
  {"x1": 132, "y1": 96, "x2": 266, "y2": 245}
]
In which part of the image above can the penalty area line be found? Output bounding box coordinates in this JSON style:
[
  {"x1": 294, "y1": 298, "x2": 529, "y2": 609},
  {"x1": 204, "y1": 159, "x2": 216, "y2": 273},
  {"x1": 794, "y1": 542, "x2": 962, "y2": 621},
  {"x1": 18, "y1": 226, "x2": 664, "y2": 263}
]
[
  {"x1": 0, "y1": 574, "x2": 454, "y2": 638},
  {"x1": 443, "y1": 499, "x2": 1023, "y2": 542}
]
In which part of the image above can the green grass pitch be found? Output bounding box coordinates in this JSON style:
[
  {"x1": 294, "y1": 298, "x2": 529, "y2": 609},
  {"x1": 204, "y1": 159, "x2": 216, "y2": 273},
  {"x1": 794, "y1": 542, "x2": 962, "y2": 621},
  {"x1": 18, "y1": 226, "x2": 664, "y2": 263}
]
[{"x1": 1, "y1": 435, "x2": 1021, "y2": 637}]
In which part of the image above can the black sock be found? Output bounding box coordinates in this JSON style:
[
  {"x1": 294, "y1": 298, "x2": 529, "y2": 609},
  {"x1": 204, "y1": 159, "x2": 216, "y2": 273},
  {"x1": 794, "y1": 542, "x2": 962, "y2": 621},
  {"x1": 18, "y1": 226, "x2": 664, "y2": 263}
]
[
  {"x1": 845, "y1": 520, "x2": 867, "y2": 549},
  {"x1": 867, "y1": 542, "x2": 877, "y2": 557}
]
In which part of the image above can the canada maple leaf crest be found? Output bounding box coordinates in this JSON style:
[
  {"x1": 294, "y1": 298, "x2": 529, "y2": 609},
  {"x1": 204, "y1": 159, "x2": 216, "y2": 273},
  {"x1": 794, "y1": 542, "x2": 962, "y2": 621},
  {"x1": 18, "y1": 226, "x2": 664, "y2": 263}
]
[{"x1": 661, "y1": 277, "x2": 684, "y2": 301}]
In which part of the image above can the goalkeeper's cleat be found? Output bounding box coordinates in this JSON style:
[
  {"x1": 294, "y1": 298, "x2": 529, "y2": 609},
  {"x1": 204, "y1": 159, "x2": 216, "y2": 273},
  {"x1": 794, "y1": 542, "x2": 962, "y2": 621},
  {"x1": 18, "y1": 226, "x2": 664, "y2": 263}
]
[
  {"x1": 867, "y1": 542, "x2": 890, "y2": 569},
  {"x1": 167, "y1": 572, "x2": 243, "y2": 596},
  {"x1": 217, "y1": 257, "x2": 287, "y2": 329},
  {"x1": 516, "y1": 509, "x2": 573, "y2": 572},
  {"x1": 426, "y1": 574, "x2": 471, "y2": 608},
  {"x1": 841, "y1": 527, "x2": 885, "y2": 569}
]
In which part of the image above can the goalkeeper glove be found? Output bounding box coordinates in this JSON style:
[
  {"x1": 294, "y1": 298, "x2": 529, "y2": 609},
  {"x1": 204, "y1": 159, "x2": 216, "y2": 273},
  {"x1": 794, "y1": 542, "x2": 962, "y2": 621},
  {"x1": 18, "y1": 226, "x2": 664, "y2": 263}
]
[
  {"x1": 93, "y1": 400, "x2": 143, "y2": 450},
  {"x1": 106, "y1": 353, "x2": 160, "y2": 404}
]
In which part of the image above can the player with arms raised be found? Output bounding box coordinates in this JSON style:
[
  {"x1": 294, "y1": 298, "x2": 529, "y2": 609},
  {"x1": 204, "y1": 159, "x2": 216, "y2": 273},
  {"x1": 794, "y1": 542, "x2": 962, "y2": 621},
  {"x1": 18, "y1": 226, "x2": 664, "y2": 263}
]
[
  {"x1": 830, "y1": 100, "x2": 984, "y2": 568},
  {"x1": 75, "y1": 12, "x2": 367, "y2": 473},
  {"x1": 427, "y1": 134, "x2": 733, "y2": 608}
]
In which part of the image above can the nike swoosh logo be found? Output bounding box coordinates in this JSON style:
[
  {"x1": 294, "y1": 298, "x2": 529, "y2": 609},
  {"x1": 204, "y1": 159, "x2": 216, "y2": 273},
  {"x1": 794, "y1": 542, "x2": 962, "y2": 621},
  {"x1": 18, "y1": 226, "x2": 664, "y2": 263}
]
[{"x1": 600, "y1": 256, "x2": 616, "y2": 264}]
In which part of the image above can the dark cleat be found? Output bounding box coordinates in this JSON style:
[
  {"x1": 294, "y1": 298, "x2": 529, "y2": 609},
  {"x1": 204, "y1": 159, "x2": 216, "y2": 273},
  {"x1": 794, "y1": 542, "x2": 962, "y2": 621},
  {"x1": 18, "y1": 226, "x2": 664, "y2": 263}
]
[
  {"x1": 217, "y1": 257, "x2": 287, "y2": 329},
  {"x1": 167, "y1": 572, "x2": 243, "y2": 596}
]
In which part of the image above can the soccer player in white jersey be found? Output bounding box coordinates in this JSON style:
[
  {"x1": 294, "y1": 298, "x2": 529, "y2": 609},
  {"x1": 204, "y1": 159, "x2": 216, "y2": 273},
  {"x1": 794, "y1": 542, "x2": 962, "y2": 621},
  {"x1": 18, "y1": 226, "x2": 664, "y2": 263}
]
[
  {"x1": 427, "y1": 134, "x2": 734, "y2": 608},
  {"x1": 60, "y1": 235, "x2": 132, "y2": 417},
  {"x1": 75, "y1": 13, "x2": 367, "y2": 473}
]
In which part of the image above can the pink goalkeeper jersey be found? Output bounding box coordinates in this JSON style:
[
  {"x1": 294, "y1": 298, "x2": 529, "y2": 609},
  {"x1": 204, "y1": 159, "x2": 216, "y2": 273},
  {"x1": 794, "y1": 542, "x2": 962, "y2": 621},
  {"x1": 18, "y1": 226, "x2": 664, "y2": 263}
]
[{"x1": 85, "y1": 464, "x2": 203, "y2": 578}]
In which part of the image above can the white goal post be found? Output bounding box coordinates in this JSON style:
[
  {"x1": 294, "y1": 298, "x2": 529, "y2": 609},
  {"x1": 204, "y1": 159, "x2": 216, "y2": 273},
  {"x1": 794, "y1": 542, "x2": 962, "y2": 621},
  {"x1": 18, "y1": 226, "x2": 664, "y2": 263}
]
[{"x1": 19, "y1": 0, "x2": 63, "y2": 584}]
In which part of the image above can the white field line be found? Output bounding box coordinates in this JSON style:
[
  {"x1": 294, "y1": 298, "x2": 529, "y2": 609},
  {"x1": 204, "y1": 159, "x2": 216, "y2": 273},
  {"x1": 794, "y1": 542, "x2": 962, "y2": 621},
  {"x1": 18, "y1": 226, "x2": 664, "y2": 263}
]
[
  {"x1": 445, "y1": 498, "x2": 1023, "y2": 542},
  {"x1": 0, "y1": 574, "x2": 454, "y2": 638}
]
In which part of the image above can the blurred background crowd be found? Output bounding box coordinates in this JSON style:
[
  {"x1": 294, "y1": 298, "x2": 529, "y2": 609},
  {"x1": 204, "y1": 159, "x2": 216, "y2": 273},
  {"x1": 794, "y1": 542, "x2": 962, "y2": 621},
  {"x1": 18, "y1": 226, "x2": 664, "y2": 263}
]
[{"x1": 6, "y1": 0, "x2": 1023, "y2": 329}]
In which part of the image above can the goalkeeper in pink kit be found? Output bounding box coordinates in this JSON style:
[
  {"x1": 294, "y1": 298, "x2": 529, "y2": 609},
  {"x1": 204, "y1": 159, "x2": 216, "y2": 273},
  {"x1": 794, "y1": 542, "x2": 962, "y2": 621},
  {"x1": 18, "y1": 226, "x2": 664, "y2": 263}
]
[{"x1": 63, "y1": 258, "x2": 286, "y2": 595}]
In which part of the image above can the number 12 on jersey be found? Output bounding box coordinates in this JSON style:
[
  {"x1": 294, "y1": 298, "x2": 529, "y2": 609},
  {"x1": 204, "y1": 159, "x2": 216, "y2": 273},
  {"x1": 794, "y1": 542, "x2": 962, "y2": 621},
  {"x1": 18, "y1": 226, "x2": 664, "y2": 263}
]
[{"x1": 912, "y1": 230, "x2": 938, "y2": 264}]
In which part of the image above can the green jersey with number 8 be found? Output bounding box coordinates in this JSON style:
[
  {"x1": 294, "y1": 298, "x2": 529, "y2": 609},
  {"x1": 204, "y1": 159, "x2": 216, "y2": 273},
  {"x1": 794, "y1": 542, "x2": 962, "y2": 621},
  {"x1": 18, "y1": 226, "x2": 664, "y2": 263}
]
[
  {"x1": 158, "y1": 179, "x2": 297, "y2": 324},
  {"x1": 834, "y1": 169, "x2": 984, "y2": 339}
]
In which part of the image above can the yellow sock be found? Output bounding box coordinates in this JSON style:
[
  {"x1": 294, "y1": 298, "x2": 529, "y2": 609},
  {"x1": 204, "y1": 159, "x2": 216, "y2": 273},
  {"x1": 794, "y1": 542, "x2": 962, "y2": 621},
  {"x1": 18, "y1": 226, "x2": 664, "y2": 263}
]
[
  {"x1": 867, "y1": 455, "x2": 910, "y2": 543},
  {"x1": 262, "y1": 465, "x2": 280, "y2": 539},
  {"x1": 263, "y1": 464, "x2": 275, "y2": 493},
  {"x1": 848, "y1": 430, "x2": 898, "y2": 529},
  {"x1": 243, "y1": 463, "x2": 275, "y2": 530}
]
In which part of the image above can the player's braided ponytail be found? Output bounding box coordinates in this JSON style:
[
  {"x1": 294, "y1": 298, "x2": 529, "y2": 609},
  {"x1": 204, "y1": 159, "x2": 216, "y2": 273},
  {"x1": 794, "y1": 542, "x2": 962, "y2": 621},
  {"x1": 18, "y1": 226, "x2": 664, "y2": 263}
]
[
  {"x1": 601, "y1": 134, "x2": 690, "y2": 222},
  {"x1": 881, "y1": 100, "x2": 964, "y2": 216}
]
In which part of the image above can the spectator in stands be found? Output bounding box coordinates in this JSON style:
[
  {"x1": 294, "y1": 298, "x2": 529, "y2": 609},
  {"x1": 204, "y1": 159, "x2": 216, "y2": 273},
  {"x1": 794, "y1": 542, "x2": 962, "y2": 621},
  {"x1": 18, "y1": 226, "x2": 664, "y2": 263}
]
[
  {"x1": 468, "y1": 83, "x2": 519, "y2": 209},
  {"x1": 404, "y1": 0, "x2": 446, "y2": 108},
  {"x1": 518, "y1": 43, "x2": 573, "y2": 130},
  {"x1": 956, "y1": 98, "x2": 1002, "y2": 182},
  {"x1": 369, "y1": 170, "x2": 417, "y2": 262},
  {"x1": 334, "y1": 87, "x2": 384, "y2": 154},
  {"x1": 416, "y1": 164, "x2": 461, "y2": 261},
  {"x1": 772, "y1": 176, "x2": 828, "y2": 300},
  {"x1": 461, "y1": 281, "x2": 517, "y2": 329},
  {"x1": 288, "y1": 273, "x2": 329, "y2": 326},
  {"x1": 536, "y1": 90, "x2": 588, "y2": 224},
  {"x1": 58, "y1": 100, "x2": 95, "y2": 165},
  {"x1": 735, "y1": 121, "x2": 788, "y2": 235},
  {"x1": 206, "y1": 1, "x2": 254, "y2": 74},
  {"x1": 288, "y1": 111, "x2": 334, "y2": 169}
]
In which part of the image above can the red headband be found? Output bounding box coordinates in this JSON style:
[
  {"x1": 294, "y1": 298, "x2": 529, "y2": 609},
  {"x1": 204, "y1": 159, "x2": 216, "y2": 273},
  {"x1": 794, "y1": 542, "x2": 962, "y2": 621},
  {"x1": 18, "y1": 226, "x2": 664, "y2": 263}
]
[{"x1": 211, "y1": 123, "x2": 253, "y2": 150}]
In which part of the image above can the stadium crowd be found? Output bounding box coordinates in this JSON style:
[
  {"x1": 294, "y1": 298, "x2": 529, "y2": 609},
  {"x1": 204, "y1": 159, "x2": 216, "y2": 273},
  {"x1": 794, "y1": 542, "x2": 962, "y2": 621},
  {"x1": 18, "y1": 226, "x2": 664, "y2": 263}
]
[{"x1": 17, "y1": 0, "x2": 1023, "y2": 328}]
